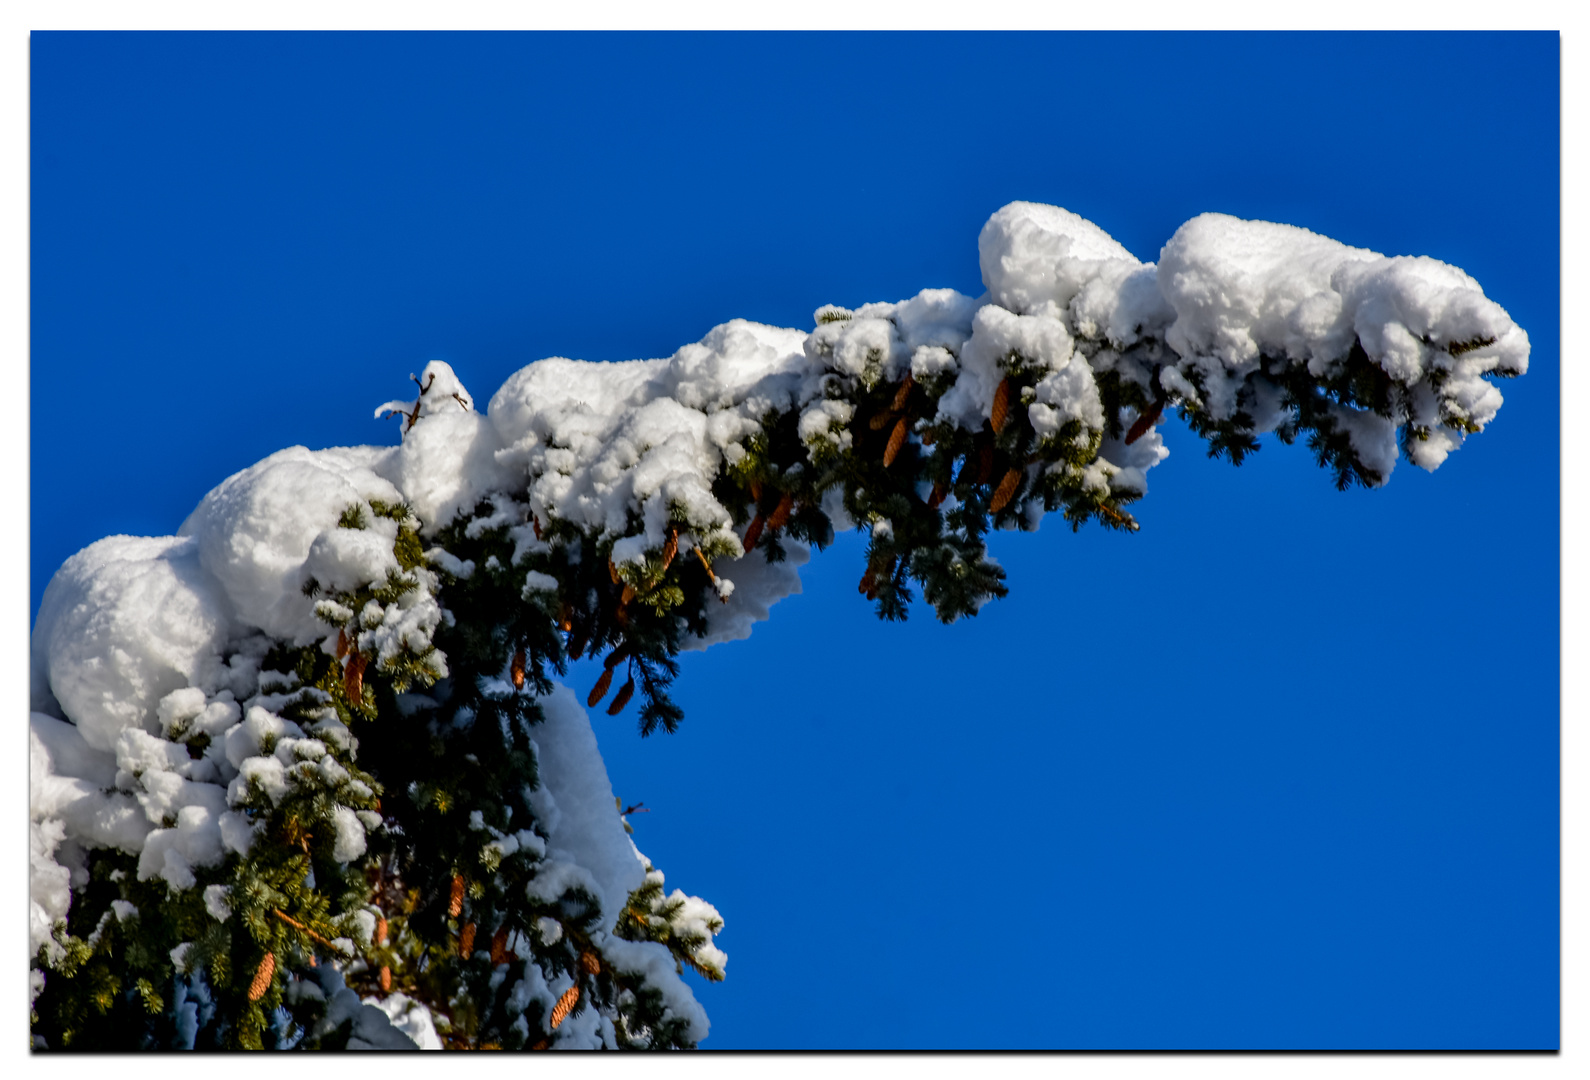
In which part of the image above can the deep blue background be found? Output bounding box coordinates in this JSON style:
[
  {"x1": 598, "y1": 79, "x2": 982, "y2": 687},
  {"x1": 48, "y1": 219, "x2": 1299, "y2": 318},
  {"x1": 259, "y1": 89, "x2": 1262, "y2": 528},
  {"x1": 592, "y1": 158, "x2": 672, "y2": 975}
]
[{"x1": 31, "y1": 32, "x2": 1558, "y2": 1049}]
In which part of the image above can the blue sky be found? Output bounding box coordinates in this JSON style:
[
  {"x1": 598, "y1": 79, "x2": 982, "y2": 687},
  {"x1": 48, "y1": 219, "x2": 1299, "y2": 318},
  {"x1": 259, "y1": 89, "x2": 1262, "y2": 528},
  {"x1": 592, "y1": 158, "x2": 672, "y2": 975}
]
[{"x1": 31, "y1": 31, "x2": 1559, "y2": 1049}]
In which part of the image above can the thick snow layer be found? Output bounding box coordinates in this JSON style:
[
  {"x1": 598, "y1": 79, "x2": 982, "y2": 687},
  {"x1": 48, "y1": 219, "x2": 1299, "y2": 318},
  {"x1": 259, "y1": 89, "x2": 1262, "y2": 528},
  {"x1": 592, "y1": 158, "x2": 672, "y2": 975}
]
[
  {"x1": 526, "y1": 686, "x2": 646, "y2": 931},
  {"x1": 32, "y1": 536, "x2": 232, "y2": 751},
  {"x1": 178, "y1": 446, "x2": 402, "y2": 644}
]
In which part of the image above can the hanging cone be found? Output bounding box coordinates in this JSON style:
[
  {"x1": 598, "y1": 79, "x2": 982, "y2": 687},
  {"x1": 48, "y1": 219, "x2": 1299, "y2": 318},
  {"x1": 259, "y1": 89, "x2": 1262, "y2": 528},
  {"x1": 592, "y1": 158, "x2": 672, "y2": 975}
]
[
  {"x1": 884, "y1": 418, "x2": 908, "y2": 467},
  {"x1": 448, "y1": 874, "x2": 465, "y2": 918},
  {"x1": 607, "y1": 558, "x2": 620, "y2": 585},
  {"x1": 587, "y1": 668, "x2": 613, "y2": 706},
  {"x1": 620, "y1": 583, "x2": 636, "y2": 605},
  {"x1": 766, "y1": 491, "x2": 794, "y2": 531},
  {"x1": 335, "y1": 627, "x2": 348, "y2": 659},
  {"x1": 892, "y1": 373, "x2": 915, "y2": 412},
  {"x1": 491, "y1": 926, "x2": 510, "y2": 965},
  {"x1": 991, "y1": 376, "x2": 1012, "y2": 434},
  {"x1": 580, "y1": 951, "x2": 602, "y2": 975},
  {"x1": 379, "y1": 965, "x2": 391, "y2": 992},
  {"x1": 247, "y1": 952, "x2": 276, "y2": 1003},
  {"x1": 858, "y1": 566, "x2": 876, "y2": 596},
  {"x1": 1124, "y1": 399, "x2": 1164, "y2": 445},
  {"x1": 604, "y1": 643, "x2": 629, "y2": 670},
  {"x1": 661, "y1": 529, "x2": 678, "y2": 571},
  {"x1": 511, "y1": 648, "x2": 526, "y2": 691},
  {"x1": 869, "y1": 410, "x2": 895, "y2": 431},
  {"x1": 749, "y1": 477, "x2": 763, "y2": 501},
  {"x1": 549, "y1": 985, "x2": 581, "y2": 1030},
  {"x1": 459, "y1": 922, "x2": 477, "y2": 958},
  {"x1": 990, "y1": 467, "x2": 1023, "y2": 513},
  {"x1": 607, "y1": 677, "x2": 635, "y2": 716},
  {"x1": 375, "y1": 915, "x2": 389, "y2": 946},
  {"x1": 929, "y1": 481, "x2": 947, "y2": 508},
  {"x1": 343, "y1": 651, "x2": 366, "y2": 704},
  {"x1": 742, "y1": 514, "x2": 765, "y2": 552}
]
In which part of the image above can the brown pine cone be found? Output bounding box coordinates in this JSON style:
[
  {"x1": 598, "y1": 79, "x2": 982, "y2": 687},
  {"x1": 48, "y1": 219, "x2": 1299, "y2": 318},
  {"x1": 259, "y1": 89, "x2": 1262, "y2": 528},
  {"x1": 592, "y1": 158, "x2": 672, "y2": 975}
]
[
  {"x1": 379, "y1": 965, "x2": 391, "y2": 992},
  {"x1": 448, "y1": 875, "x2": 465, "y2": 918},
  {"x1": 607, "y1": 677, "x2": 635, "y2": 716},
  {"x1": 869, "y1": 410, "x2": 895, "y2": 431},
  {"x1": 343, "y1": 651, "x2": 366, "y2": 704},
  {"x1": 587, "y1": 668, "x2": 613, "y2": 707},
  {"x1": 990, "y1": 467, "x2": 1023, "y2": 513},
  {"x1": 580, "y1": 951, "x2": 602, "y2": 975},
  {"x1": 491, "y1": 926, "x2": 510, "y2": 965},
  {"x1": 459, "y1": 922, "x2": 477, "y2": 958},
  {"x1": 549, "y1": 985, "x2": 581, "y2": 1030},
  {"x1": 991, "y1": 376, "x2": 1012, "y2": 434},
  {"x1": 607, "y1": 557, "x2": 620, "y2": 585},
  {"x1": 766, "y1": 491, "x2": 794, "y2": 531},
  {"x1": 335, "y1": 627, "x2": 348, "y2": 659},
  {"x1": 892, "y1": 373, "x2": 915, "y2": 412},
  {"x1": 884, "y1": 418, "x2": 908, "y2": 467},
  {"x1": 929, "y1": 481, "x2": 947, "y2": 509},
  {"x1": 742, "y1": 514, "x2": 765, "y2": 553},
  {"x1": 510, "y1": 648, "x2": 526, "y2": 691},
  {"x1": 376, "y1": 915, "x2": 389, "y2": 946},
  {"x1": 661, "y1": 529, "x2": 678, "y2": 570},
  {"x1": 1124, "y1": 399, "x2": 1164, "y2": 445},
  {"x1": 247, "y1": 952, "x2": 276, "y2": 1003}
]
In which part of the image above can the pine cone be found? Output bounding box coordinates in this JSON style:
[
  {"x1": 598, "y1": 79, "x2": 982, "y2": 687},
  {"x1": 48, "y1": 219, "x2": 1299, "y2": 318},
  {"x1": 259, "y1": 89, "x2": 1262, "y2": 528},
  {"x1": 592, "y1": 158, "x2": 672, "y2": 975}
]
[
  {"x1": 990, "y1": 467, "x2": 1023, "y2": 513},
  {"x1": 869, "y1": 410, "x2": 895, "y2": 431},
  {"x1": 587, "y1": 668, "x2": 613, "y2": 707},
  {"x1": 620, "y1": 583, "x2": 636, "y2": 606},
  {"x1": 884, "y1": 417, "x2": 908, "y2": 467},
  {"x1": 335, "y1": 627, "x2": 348, "y2": 659},
  {"x1": 604, "y1": 643, "x2": 629, "y2": 670},
  {"x1": 459, "y1": 922, "x2": 477, "y2": 958},
  {"x1": 448, "y1": 875, "x2": 465, "y2": 918},
  {"x1": 661, "y1": 529, "x2": 678, "y2": 571},
  {"x1": 607, "y1": 557, "x2": 620, "y2": 585},
  {"x1": 549, "y1": 985, "x2": 581, "y2": 1030},
  {"x1": 929, "y1": 481, "x2": 947, "y2": 508},
  {"x1": 379, "y1": 965, "x2": 391, "y2": 993},
  {"x1": 491, "y1": 926, "x2": 509, "y2": 965},
  {"x1": 247, "y1": 952, "x2": 276, "y2": 1003},
  {"x1": 580, "y1": 951, "x2": 602, "y2": 975},
  {"x1": 857, "y1": 566, "x2": 876, "y2": 596},
  {"x1": 742, "y1": 514, "x2": 765, "y2": 552},
  {"x1": 766, "y1": 491, "x2": 794, "y2": 531},
  {"x1": 892, "y1": 373, "x2": 915, "y2": 412},
  {"x1": 607, "y1": 677, "x2": 635, "y2": 716},
  {"x1": 510, "y1": 648, "x2": 526, "y2": 691},
  {"x1": 375, "y1": 915, "x2": 389, "y2": 946},
  {"x1": 343, "y1": 651, "x2": 366, "y2": 704},
  {"x1": 991, "y1": 375, "x2": 1012, "y2": 434},
  {"x1": 1124, "y1": 399, "x2": 1164, "y2": 445}
]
